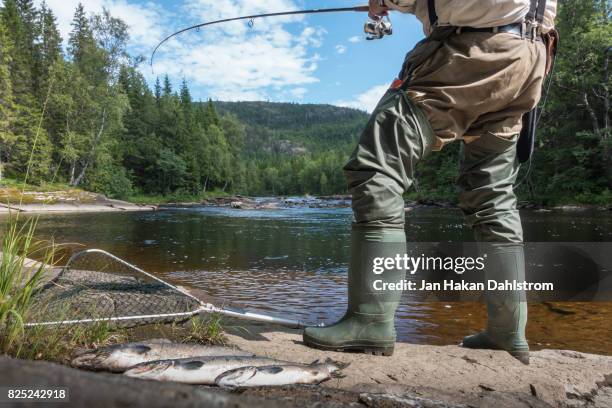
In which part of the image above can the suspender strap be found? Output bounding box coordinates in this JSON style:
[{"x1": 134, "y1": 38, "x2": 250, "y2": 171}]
[
  {"x1": 427, "y1": 0, "x2": 438, "y2": 27},
  {"x1": 526, "y1": 0, "x2": 538, "y2": 22},
  {"x1": 527, "y1": 0, "x2": 547, "y2": 24},
  {"x1": 535, "y1": 0, "x2": 547, "y2": 24}
]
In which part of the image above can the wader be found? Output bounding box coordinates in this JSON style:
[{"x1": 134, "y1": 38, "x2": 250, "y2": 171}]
[{"x1": 304, "y1": 0, "x2": 548, "y2": 365}]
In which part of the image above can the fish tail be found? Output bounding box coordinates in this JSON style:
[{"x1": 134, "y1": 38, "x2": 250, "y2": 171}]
[
  {"x1": 323, "y1": 357, "x2": 350, "y2": 370},
  {"x1": 71, "y1": 350, "x2": 112, "y2": 370}
]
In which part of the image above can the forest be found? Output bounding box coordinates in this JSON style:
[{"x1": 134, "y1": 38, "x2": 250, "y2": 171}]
[{"x1": 0, "y1": 0, "x2": 610, "y2": 205}]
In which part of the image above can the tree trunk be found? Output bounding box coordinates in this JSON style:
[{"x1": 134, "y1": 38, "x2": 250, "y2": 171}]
[
  {"x1": 583, "y1": 92, "x2": 600, "y2": 134},
  {"x1": 73, "y1": 164, "x2": 88, "y2": 187},
  {"x1": 72, "y1": 109, "x2": 107, "y2": 187},
  {"x1": 203, "y1": 176, "x2": 209, "y2": 193},
  {"x1": 603, "y1": 48, "x2": 610, "y2": 137},
  {"x1": 527, "y1": 174, "x2": 537, "y2": 201},
  {"x1": 69, "y1": 161, "x2": 76, "y2": 185}
]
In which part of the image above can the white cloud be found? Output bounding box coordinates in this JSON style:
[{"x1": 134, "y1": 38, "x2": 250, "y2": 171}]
[
  {"x1": 152, "y1": 30, "x2": 320, "y2": 101},
  {"x1": 335, "y1": 44, "x2": 346, "y2": 55},
  {"x1": 335, "y1": 84, "x2": 389, "y2": 113},
  {"x1": 348, "y1": 36, "x2": 361, "y2": 43},
  {"x1": 289, "y1": 87, "x2": 307, "y2": 99},
  {"x1": 148, "y1": 0, "x2": 323, "y2": 101},
  {"x1": 35, "y1": 0, "x2": 165, "y2": 51}
]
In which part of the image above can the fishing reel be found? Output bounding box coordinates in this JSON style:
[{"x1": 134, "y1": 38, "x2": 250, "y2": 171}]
[{"x1": 364, "y1": 15, "x2": 393, "y2": 40}]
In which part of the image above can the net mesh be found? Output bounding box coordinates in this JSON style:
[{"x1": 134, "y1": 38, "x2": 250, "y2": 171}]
[{"x1": 30, "y1": 250, "x2": 201, "y2": 328}]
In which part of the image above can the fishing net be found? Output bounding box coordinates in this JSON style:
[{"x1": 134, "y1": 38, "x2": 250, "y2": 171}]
[
  {"x1": 28, "y1": 249, "x2": 307, "y2": 329},
  {"x1": 29, "y1": 250, "x2": 203, "y2": 328}
]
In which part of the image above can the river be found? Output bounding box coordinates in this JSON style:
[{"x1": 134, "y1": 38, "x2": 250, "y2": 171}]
[{"x1": 6, "y1": 204, "x2": 612, "y2": 354}]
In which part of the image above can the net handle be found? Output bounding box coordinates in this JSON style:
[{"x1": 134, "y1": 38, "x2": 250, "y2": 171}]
[
  {"x1": 24, "y1": 309, "x2": 203, "y2": 327},
  {"x1": 24, "y1": 305, "x2": 311, "y2": 329}
]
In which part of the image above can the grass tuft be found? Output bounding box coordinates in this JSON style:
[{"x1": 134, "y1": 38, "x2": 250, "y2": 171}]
[
  {"x1": 182, "y1": 314, "x2": 226, "y2": 345},
  {"x1": 0, "y1": 215, "x2": 53, "y2": 355},
  {"x1": 0, "y1": 216, "x2": 121, "y2": 361}
]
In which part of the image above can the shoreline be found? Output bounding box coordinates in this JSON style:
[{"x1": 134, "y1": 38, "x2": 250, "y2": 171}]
[
  {"x1": 164, "y1": 195, "x2": 611, "y2": 212},
  {"x1": 1, "y1": 198, "x2": 608, "y2": 215},
  {"x1": 0, "y1": 201, "x2": 157, "y2": 214},
  {"x1": 1, "y1": 187, "x2": 610, "y2": 214}
]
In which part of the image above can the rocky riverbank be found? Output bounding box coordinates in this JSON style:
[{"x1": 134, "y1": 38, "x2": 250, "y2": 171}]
[
  {"x1": 2, "y1": 326, "x2": 611, "y2": 408},
  {"x1": 0, "y1": 192, "x2": 157, "y2": 214},
  {"x1": 1, "y1": 187, "x2": 609, "y2": 214},
  {"x1": 0, "y1": 355, "x2": 468, "y2": 408},
  {"x1": 221, "y1": 323, "x2": 612, "y2": 408}
]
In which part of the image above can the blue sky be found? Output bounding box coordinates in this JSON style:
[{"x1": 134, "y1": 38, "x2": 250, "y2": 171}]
[{"x1": 33, "y1": 0, "x2": 426, "y2": 112}]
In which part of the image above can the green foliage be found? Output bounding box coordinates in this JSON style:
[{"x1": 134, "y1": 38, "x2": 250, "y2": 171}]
[
  {"x1": 17, "y1": 319, "x2": 119, "y2": 362},
  {"x1": 0, "y1": 216, "x2": 53, "y2": 355},
  {"x1": 414, "y1": 143, "x2": 461, "y2": 203},
  {"x1": 514, "y1": 0, "x2": 611, "y2": 204},
  {"x1": 0, "y1": 18, "x2": 15, "y2": 181},
  {"x1": 215, "y1": 101, "x2": 365, "y2": 195},
  {"x1": 6, "y1": 104, "x2": 52, "y2": 184},
  {"x1": 0, "y1": 1, "x2": 609, "y2": 204},
  {"x1": 86, "y1": 159, "x2": 132, "y2": 199}
]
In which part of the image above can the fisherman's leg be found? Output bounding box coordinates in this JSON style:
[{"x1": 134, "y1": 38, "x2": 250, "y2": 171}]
[
  {"x1": 457, "y1": 133, "x2": 529, "y2": 364},
  {"x1": 303, "y1": 89, "x2": 435, "y2": 355}
]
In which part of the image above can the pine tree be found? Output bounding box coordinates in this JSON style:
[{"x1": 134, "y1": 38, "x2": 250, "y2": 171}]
[
  {"x1": 17, "y1": 0, "x2": 41, "y2": 93},
  {"x1": 154, "y1": 77, "x2": 161, "y2": 104},
  {"x1": 8, "y1": 104, "x2": 53, "y2": 183},
  {"x1": 179, "y1": 79, "x2": 192, "y2": 107},
  {"x1": 68, "y1": 3, "x2": 95, "y2": 70},
  {"x1": 205, "y1": 99, "x2": 220, "y2": 127},
  {"x1": 38, "y1": 2, "x2": 62, "y2": 66},
  {"x1": 2, "y1": 0, "x2": 31, "y2": 103},
  {"x1": 0, "y1": 18, "x2": 15, "y2": 180},
  {"x1": 35, "y1": 1, "x2": 62, "y2": 102},
  {"x1": 162, "y1": 75, "x2": 172, "y2": 97}
]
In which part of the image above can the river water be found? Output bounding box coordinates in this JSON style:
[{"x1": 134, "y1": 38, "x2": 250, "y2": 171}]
[{"x1": 8, "y1": 205, "x2": 612, "y2": 354}]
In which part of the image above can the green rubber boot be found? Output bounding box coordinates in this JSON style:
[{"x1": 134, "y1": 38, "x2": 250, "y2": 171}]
[
  {"x1": 461, "y1": 244, "x2": 529, "y2": 364},
  {"x1": 303, "y1": 227, "x2": 406, "y2": 356}
]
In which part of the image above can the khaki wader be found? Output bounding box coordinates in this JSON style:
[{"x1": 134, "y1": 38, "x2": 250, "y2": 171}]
[{"x1": 304, "y1": 28, "x2": 546, "y2": 364}]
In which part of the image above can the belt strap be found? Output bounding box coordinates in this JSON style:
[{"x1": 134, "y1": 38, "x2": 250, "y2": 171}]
[{"x1": 459, "y1": 23, "x2": 541, "y2": 40}]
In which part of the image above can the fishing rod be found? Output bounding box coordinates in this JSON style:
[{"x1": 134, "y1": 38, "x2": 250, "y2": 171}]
[{"x1": 150, "y1": 5, "x2": 392, "y2": 67}]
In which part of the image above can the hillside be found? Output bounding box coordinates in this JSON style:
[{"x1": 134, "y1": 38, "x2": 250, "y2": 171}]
[
  {"x1": 214, "y1": 101, "x2": 368, "y2": 156},
  {"x1": 215, "y1": 101, "x2": 368, "y2": 130}
]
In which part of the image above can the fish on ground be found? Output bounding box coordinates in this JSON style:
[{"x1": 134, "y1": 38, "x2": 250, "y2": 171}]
[
  {"x1": 71, "y1": 340, "x2": 254, "y2": 373},
  {"x1": 215, "y1": 358, "x2": 349, "y2": 388},
  {"x1": 123, "y1": 356, "x2": 293, "y2": 384}
]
